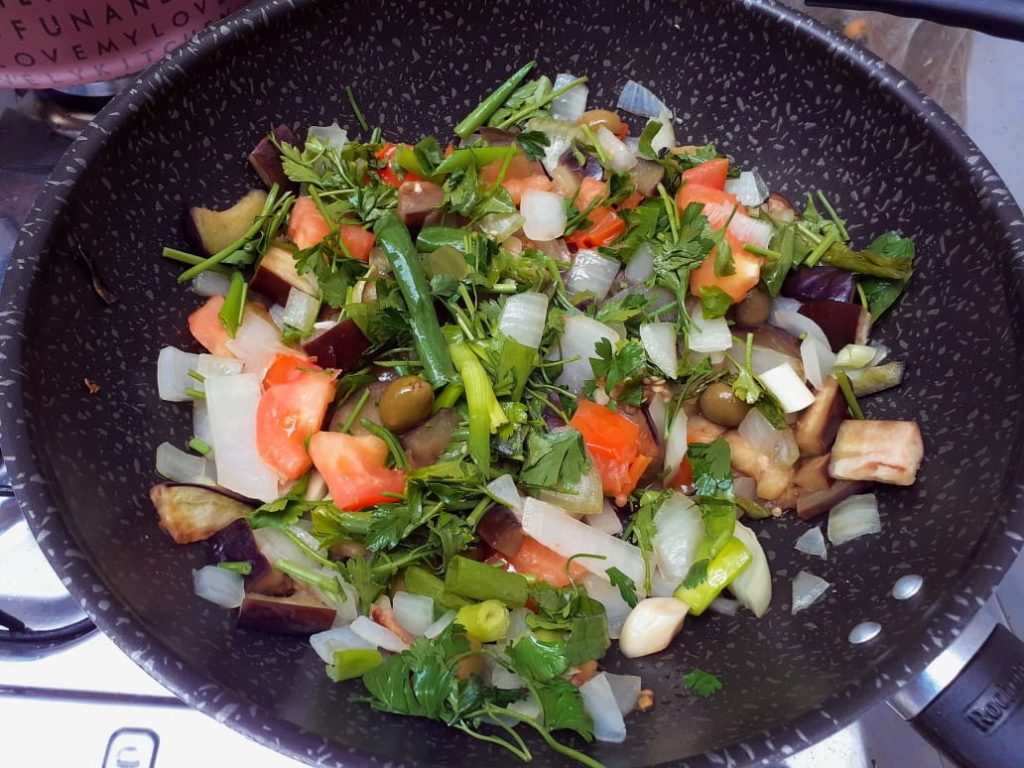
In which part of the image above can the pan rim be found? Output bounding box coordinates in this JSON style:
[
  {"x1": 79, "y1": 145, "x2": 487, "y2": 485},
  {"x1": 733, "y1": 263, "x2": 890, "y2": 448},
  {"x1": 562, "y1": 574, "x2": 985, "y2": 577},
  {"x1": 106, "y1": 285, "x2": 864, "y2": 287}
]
[{"x1": 2, "y1": 0, "x2": 1023, "y2": 765}]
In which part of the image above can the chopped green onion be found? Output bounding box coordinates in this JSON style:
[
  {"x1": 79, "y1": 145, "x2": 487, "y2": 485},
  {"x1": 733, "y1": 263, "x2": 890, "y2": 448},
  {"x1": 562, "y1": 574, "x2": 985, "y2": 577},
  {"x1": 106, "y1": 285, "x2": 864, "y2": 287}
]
[
  {"x1": 327, "y1": 648, "x2": 383, "y2": 682},
  {"x1": 674, "y1": 537, "x2": 752, "y2": 615},
  {"x1": 816, "y1": 190, "x2": 850, "y2": 242},
  {"x1": 345, "y1": 85, "x2": 370, "y2": 133},
  {"x1": 449, "y1": 341, "x2": 507, "y2": 470},
  {"x1": 433, "y1": 382, "x2": 464, "y2": 411},
  {"x1": 803, "y1": 230, "x2": 837, "y2": 268},
  {"x1": 835, "y1": 369, "x2": 865, "y2": 419},
  {"x1": 432, "y1": 145, "x2": 519, "y2": 176},
  {"x1": 404, "y1": 565, "x2": 472, "y2": 611},
  {"x1": 188, "y1": 438, "x2": 212, "y2": 455},
  {"x1": 218, "y1": 270, "x2": 247, "y2": 337},
  {"x1": 184, "y1": 387, "x2": 205, "y2": 400},
  {"x1": 444, "y1": 555, "x2": 528, "y2": 606},
  {"x1": 455, "y1": 600, "x2": 510, "y2": 643},
  {"x1": 493, "y1": 75, "x2": 588, "y2": 130},
  {"x1": 743, "y1": 243, "x2": 780, "y2": 260},
  {"x1": 360, "y1": 419, "x2": 410, "y2": 470},
  {"x1": 187, "y1": 369, "x2": 205, "y2": 383},
  {"x1": 454, "y1": 61, "x2": 536, "y2": 139},
  {"x1": 217, "y1": 560, "x2": 252, "y2": 575},
  {"x1": 338, "y1": 389, "x2": 370, "y2": 434},
  {"x1": 161, "y1": 248, "x2": 232, "y2": 274}
]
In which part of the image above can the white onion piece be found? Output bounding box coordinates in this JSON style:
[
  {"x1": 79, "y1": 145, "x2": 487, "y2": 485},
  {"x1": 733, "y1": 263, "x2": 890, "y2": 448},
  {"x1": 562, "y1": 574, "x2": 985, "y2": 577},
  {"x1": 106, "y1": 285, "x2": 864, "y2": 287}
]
[
  {"x1": 192, "y1": 565, "x2": 244, "y2": 609},
  {"x1": 771, "y1": 310, "x2": 830, "y2": 350},
  {"x1": 769, "y1": 296, "x2": 802, "y2": 317},
  {"x1": 733, "y1": 475, "x2": 756, "y2": 500},
  {"x1": 726, "y1": 211, "x2": 773, "y2": 250},
  {"x1": 649, "y1": 109, "x2": 677, "y2": 155},
  {"x1": 192, "y1": 401, "x2": 213, "y2": 449},
  {"x1": 156, "y1": 442, "x2": 214, "y2": 484},
  {"x1": 190, "y1": 270, "x2": 233, "y2": 297},
  {"x1": 588, "y1": 501, "x2": 623, "y2": 536},
  {"x1": 567, "y1": 250, "x2": 620, "y2": 300},
  {"x1": 491, "y1": 664, "x2": 525, "y2": 690},
  {"x1": 724, "y1": 170, "x2": 770, "y2": 207},
  {"x1": 326, "y1": 578, "x2": 360, "y2": 625},
  {"x1": 726, "y1": 338, "x2": 801, "y2": 377},
  {"x1": 624, "y1": 243, "x2": 655, "y2": 283},
  {"x1": 308, "y1": 121, "x2": 348, "y2": 150},
  {"x1": 760, "y1": 363, "x2": 815, "y2": 413},
  {"x1": 508, "y1": 693, "x2": 542, "y2": 722},
  {"x1": 536, "y1": 463, "x2": 604, "y2": 517},
  {"x1": 479, "y1": 212, "x2": 525, "y2": 242},
  {"x1": 507, "y1": 607, "x2": 531, "y2": 640},
  {"x1": 532, "y1": 237, "x2": 571, "y2": 264},
  {"x1": 268, "y1": 303, "x2": 286, "y2": 330},
  {"x1": 580, "y1": 673, "x2": 627, "y2": 744},
  {"x1": 283, "y1": 287, "x2": 320, "y2": 332},
  {"x1": 581, "y1": 574, "x2": 631, "y2": 639},
  {"x1": 595, "y1": 126, "x2": 637, "y2": 172},
  {"x1": 392, "y1": 592, "x2": 434, "y2": 637},
  {"x1": 794, "y1": 526, "x2": 828, "y2": 559},
  {"x1": 728, "y1": 521, "x2": 772, "y2": 617},
  {"x1": 303, "y1": 470, "x2": 328, "y2": 501},
  {"x1": 310, "y1": 626, "x2": 373, "y2": 663},
  {"x1": 738, "y1": 408, "x2": 799, "y2": 468},
  {"x1": 226, "y1": 307, "x2": 297, "y2": 379},
  {"x1": 639, "y1": 322, "x2": 678, "y2": 378},
  {"x1": 551, "y1": 73, "x2": 588, "y2": 122},
  {"x1": 197, "y1": 354, "x2": 243, "y2": 378},
  {"x1": 708, "y1": 596, "x2": 740, "y2": 616},
  {"x1": 870, "y1": 343, "x2": 890, "y2": 366},
  {"x1": 523, "y1": 498, "x2": 646, "y2": 585},
  {"x1": 550, "y1": 314, "x2": 620, "y2": 393},
  {"x1": 649, "y1": 568, "x2": 678, "y2": 598},
  {"x1": 254, "y1": 528, "x2": 321, "y2": 572},
  {"x1": 423, "y1": 609, "x2": 457, "y2": 639},
  {"x1": 499, "y1": 292, "x2": 549, "y2": 350},
  {"x1": 617, "y1": 80, "x2": 669, "y2": 118},
  {"x1": 528, "y1": 118, "x2": 581, "y2": 175},
  {"x1": 827, "y1": 494, "x2": 881, "y2": 546},
  {"x1": 801, "y1": 335, "x2": 835, "y2": 390},
  {"x1": 350, "y1": 615, "x2": 409, "y2": 653},
  {"x1": 791, "y1": 571, "x2": 830, "y2": 614},
  {"x1": 663, "y1": 405, "x2": 688, "y2": 476},
  {"x1": 521, "y1": 189, "x2": 567, "y2": 241},
  {"x1": 624, "y1": 135, "x2": 640, "y2": 154},
  {"x1": 688, "y1": 305, "x2": 733, "y2": 354},
  {"x1": 205, "y1": 373, "x2": 279, "y2": 501},
  {"x1": 653, "y1": 494, "x2": 703, "y2": 583},
  {"x1": 604, "y1": 673, "x2": 642, "y2": 716},
  {"x1": 834, "y1": 344, "x2": 876, "y2": 369},
  {"x1": 646, "y1": 394, "x2": 667, "y2": 441},
  {"x1": 157, "y1": 346, "x2": 200, "y2": 402},
  {"x1": 486, "y1": 474, "x2": 524, "y2": 514}
]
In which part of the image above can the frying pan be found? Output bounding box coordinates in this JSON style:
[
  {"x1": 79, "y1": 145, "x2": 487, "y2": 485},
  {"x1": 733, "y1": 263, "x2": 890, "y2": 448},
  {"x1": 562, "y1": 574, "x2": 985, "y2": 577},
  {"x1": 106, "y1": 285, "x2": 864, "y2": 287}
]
[{"x1": 3, "y1": 1, "x2": 1024, "y2": 766}]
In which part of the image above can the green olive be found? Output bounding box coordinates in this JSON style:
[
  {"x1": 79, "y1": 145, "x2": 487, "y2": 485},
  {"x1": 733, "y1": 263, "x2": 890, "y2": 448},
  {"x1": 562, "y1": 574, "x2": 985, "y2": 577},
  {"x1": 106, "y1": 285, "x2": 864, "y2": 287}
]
[
  {"x1": 698, "y1": 381, "x2": 750, "y2": 427},
  {"x1": 379, "y1": 375, "x2": 434, "y2": 434},
  {"x1": 733, "y1": 289, "x2": 772, "y2": 327},
  {"x1": 577, "y1": 109, "x2": 624, "y2": 136}
]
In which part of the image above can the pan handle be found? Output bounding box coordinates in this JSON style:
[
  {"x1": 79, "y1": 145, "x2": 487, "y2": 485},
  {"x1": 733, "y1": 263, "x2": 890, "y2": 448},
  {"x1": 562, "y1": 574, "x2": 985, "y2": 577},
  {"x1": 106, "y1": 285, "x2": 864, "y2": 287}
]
[
  {"x1": 890, "y1": 621, "x2": 1024, "y2": 766},
  {"x1": 805, "y1": 1, "x2": 1024, "y2": 42}
]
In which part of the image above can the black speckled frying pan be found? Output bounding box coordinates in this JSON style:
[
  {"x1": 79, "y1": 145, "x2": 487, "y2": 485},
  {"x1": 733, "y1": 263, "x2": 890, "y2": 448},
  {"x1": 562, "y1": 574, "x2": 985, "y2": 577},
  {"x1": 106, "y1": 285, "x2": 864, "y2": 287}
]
[{"x1": 3, "y1": 1, "x2": 1024, "y2": 766}]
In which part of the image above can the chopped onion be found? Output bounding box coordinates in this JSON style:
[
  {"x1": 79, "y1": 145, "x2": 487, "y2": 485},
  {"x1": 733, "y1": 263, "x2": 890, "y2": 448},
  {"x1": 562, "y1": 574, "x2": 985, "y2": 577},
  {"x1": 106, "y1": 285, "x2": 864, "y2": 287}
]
[
  {"x1": 794, "y1": 526, "x2": 828, "y2": 559},
  {"x1": 508, "y1": 693, "x2": 542, "y2": 722},
  {"x1": 309, "y1": 625, "x2": 373, "y2": 663},
  {"x1": 423, "y1": 609, "x2": 457, "y2": 639},
  {"x1": 192, "y1": 401, "x2": 213, "y2": 448},
  {"x1": 827, "y1": 493, "x2": 881, "y2": 546},
  {"x1": 190, "y1": 270, "x2": 232, "y2": 297},
  {"x1": 508, "y1": 607, "x2": 531, "y2": 640},
  {"x1": 726, "y1": 211, "x2": 773, "y2": 250},
  {"x1": 800, "y1": 335, "x2": 835, "y2": 390},
  {"x1": 486, "y1": 474, "x2": 524, "y2": 514},
  {"x1": 760, "y1": 363, "x2": 815, "y2": 413},
  {"x1": 595, "y1": 126, "x2": 637, "y2": 173},
  {"x1": 617, "y1": 80, "x2": 669, "y2": 119},
  {"x1": 738, "y1": 408, "x2": 799, "y2": 467},
  {"x1": 157, "y1": 346, "x2": 200, "y2": 402},
  {"x1": 326, "y1": 577, "x2": 360, "y2": 624},
  {"x1": 307, "y1": 121, "x2": 348, "y2": 150},
  {"x1": 268, "y1": 303, "x2": 286, "y2": 329},
  {"x1": 205, "y1": 373, "x2": 279, "y2": 501},
  {"x1": 870, "y1": 343, "x2": 890, "y2": 366},
  {"x1": 197, "y1": 354, "x2": 243, "y2": 378},
  {"x1": 791, "y1": 571, "x2": 830, "y2": 614},
  {"x1": 771, "y1": 309, "x2": 830, "y2": 350},
  {"x1": 624, "y1": 243, "x2": 654, "y2": 283},
  {"x1": 653, "y1": 493, "x2": 703, "y2": 583},
  {"x1": 392, "y1": 592, "x2": 434, "y2": 637},
  {"x1": 688, "y1": 305, "x2": 733, "y2": 353},
  {"x1": 479, "y1": 212, "x2": 524, "y2": 242},
  {"x1": 733, "y1": 475, "x2": 756, "y2": 499},
  {"x1": 646, "y1": 394, "x2": 667, "y2": 441},
  {"x1": 550, "y1": 314, "x2": 620, "y2": 393},
  {"x1": 724, "y1": 170, "x2": 770, "y2": 207},
  {"x1": 728, "y1": 521, "x2": 772, "y2": 617},
  {"x1": 303, "y1": 470, "x2": 328, "y2": 501},
  {"x1": 521, "y1": 189, "x2": 567, "y2": 241},
  {"x1": 770, "y1": 296, "x2": 802, "y2": 317},
  {"x1": 282, "y1": 287, "x2": 320, "y2": 332},
  {"x1": 156, "y1": 442, "x2": 214, "y2": 484},
  {"x1": 551, "y1": 73, "x2": 588, "y2": 122},
  {"x1": 603, "y1": 672, "x2": 642, "y2": 716},
  {"x1": 192, "y1": 565, "x2": 244, "y2": 609},
  {"x1": 649, "y1": 110, "x2": 677, "y2": 155},
  {"x1": 253, "y1": 527, "x2": 321, "y2": 572},
  {"x1": 490, "y1": 664, "x2": 524, "y2": 690},
  {"x1": 663, "y1": 404, "x2": 688, "y2": 476},
  {"x1": 531, "y1": 237, "x2": 571, "y2": 263},
  {"x1": 639, "y1": 322, "x2": 678, "y2": 378},
  {"x1": 567, "y1": 249, "x2": 620, "y2": 300},
  {"x1": 523, "y1": 498, "x2": 645, "y2": 585},
  {"x1": 226, "y1": 307, "x2": 296, "y2": 379},
  {"x1": 581, "y1": 673, "x2": 627, "y2": 743},
  {"x1": 526, "y1": 117, "x2": 582, "y2": 175},
  {"x1": 499, "y1": 292, "x2": 549, "y2": 350},
  {"x1": 581, "y1": 574, "x2": 632, "y2": 639},
  {"x1": 536, "y1": 463, "x2": 604, "y2": 517},
  {"x1": 835, "y1": 344, "x2": 877, "y2": 369},
  {"x1": 588, "y1": 501, "x2": 623, "y2": 536},
  {"x1": 350, "y1": 615, "x2": 409, "y2": 653},
  {"x1": 708, "y1": 596, "x2": 740, "y2": 616}
]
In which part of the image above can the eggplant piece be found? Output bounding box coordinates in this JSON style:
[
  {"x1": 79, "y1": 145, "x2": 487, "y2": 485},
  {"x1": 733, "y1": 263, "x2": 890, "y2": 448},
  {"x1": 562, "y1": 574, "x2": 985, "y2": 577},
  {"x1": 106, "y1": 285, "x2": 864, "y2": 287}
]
[
  {"x1": 211, "y1": 519, "x2": 294, "y2": 596},
  {"x1": 303, "y1": 318, "x2": 371, "y2": 372},
  {"x1": 829, "y1": 419, "x2": 924, "y2": 486},
  {"x1": 627, "y1": 158, "x2": 665, "y2": 197},
  {"x1": 237, "y1": 589, "x2": 336, "y2": 635},
  {"x1": 400, "y1": 407, "x2": 461, "y2": 468},
  {"x1": 150, "y1": 483, "x2": 255, "y2": 544},
  {"x1": 477, "y1": 507, "x2": 525, "y2": 558},
  {"x1": 794, "y1": 378, "x2": 846, "y2": 457},
  {"x1": 329, "y1": 380, "x2": 388, "y2": 436},
  {"x1": 782, "y1": 267, "x2": 855, "y2": 304},
  {"x1": 793, "y1": 454, "x2": 832, "y2": 493},
  {"x1": 846, "y1": 361, "x2": 905, "y2": 397},
  {"x1": 249, "y1": 124, "x2": 301, "y2": 192},
  {"x1": 478, "y1": 127, "x2": 518, "y2": 146},
  {"x1": 249, "y1": 245, "x2": 318, "y2": 306},
  {"x1": 724, "y1": 431, "x2": 794, "y2": 501},
  {"x1": 188, "y1": 189, "x2": 268, "y2": 257},
  {"x1": 797, "y1": 300, "x2": 864, "y2": 352},
  {"x1": 397, "y1": 180, "x2": 445, "y2": 229},
  {"x1": 797, "y1": 479, "x2": 870, "y2": 520},
  {"x1": 751, "y1": 325, "x2": 802, "y2": 359},
  {"x1": 761, "y1": 192, "x2": 796, "y2": 223}
]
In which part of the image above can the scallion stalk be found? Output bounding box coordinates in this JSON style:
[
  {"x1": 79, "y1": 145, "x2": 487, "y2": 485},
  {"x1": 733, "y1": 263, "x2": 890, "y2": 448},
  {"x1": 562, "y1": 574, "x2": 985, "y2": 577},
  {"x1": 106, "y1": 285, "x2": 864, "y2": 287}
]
[
  {"x1": 455, "y1": 600, "x2": 511, "y2": 643},
  {"x1": 444, "y1": 556, "x2": 528, "y2": 606},
  {"x1": 674, "y1": 537, "x2": 752, "y2": 615},
  {"x1": 449, "y1": 341, "x2": 507, "y2": 470},
  {"x1": 454, "y1": 61, "x2": 536, "y2": 139}
]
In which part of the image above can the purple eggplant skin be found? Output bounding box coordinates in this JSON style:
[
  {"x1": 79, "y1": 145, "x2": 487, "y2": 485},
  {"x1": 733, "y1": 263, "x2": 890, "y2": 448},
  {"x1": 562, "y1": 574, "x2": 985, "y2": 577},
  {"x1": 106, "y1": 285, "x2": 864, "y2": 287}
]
[
  {"x1": 210, "y1": 520, "x2": 293, "y2": 597},
  {"x1": 782, "y1": 266, "x2": 855, "y2": 304},
  {"x1": 249, "y1": 124, "x2": 301, "y2": 193},
  {"x1": 150, "y1": 483, "x2": 255, "y2": 545},
  {"x1": 798, "y1": 300, "x2": 863, "y2": 351},
  {"x1": 302, "y1": 318, "x2": 371, "y2": 371},
  {"x1": 236, "y1": 591, "x2": 336, "y2": 635}
]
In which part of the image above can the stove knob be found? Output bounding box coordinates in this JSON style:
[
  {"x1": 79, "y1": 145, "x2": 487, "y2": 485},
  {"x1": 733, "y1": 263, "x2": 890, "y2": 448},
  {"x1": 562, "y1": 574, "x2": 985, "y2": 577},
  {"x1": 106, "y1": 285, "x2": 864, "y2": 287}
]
[{"x1": 102, "y1": 728, "x2": 158, "y2": 768}]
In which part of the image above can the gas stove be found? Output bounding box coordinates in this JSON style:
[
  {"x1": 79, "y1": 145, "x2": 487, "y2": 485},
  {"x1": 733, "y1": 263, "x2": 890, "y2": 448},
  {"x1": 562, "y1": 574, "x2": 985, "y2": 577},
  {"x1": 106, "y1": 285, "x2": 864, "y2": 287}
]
[{"x1": 2, "y1": 29, "x2": 1023, "y2": 766}]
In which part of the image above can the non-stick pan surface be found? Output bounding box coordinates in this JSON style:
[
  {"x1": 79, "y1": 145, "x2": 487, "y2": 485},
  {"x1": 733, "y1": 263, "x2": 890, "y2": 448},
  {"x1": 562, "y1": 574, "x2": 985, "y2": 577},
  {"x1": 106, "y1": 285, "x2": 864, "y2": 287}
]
[{"x1": 2, "y1": 1, "x2": 1024, "y2": 766}]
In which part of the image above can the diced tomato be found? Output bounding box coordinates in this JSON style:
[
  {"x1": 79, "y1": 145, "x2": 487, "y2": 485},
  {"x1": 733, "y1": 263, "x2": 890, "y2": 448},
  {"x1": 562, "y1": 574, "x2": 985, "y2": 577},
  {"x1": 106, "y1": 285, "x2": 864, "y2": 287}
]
[
  {"x1": 617, "y1": 189, "x2": 644, "y2": 211},
  {"x1": 188, "y1": 295, "x2": 234, "y2": 357},
  {"x1": 480, "y1": 154, "x2": 543, "y2": 184},
  {"x1": 676, "y1": 183, "x2": 742, "y2": 225},
  {"x1": 375, "y1": 143, "x2": 420, "y2": 188},
  {"x1": 288, "y1": 196, "x2": 331, "y2": 251},
  {"x1": 566, "y1": 207, "x2": 626, "y2": 249},
  {"x1": 669, "y1": 457, "x2": 694, "y2": 488},
  {"x1": 505, "y1": 536, "x2": 587, "y2": 588},
  {"x1": 570, "y1": 400, "x2": 652, "y2": 502},
  {"x1": 503, "y1": 174, "x2": 554, "y2": 205},
  {"x1": 339, "y1": 224, "x2": 375, "y2": 261},
  {"x1": 309, "y1": 431, "x2": 407, "y2": 510},
  {"x1": 575, "y1": 177, "x2": 607, "y2": 210},
  {"x1": 681, "y1": 157, "x2": 729, "y2": 191},
  {"x1": 371, "y1": 605, "x2": 414, "y2": 644},
  {"x1": 256, "y1": 371, "x2": 336, "y2": 480},
  {"x1": 263, "y1": 353, "x2": 322, "y2": 389}
]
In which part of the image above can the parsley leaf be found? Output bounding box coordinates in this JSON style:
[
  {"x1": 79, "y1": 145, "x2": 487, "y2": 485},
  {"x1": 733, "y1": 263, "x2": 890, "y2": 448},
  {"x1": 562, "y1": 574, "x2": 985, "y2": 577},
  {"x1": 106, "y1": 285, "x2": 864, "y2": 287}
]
[
  {"x1": 683, "y1": 439, "x2": 738, "y2": 587},
  {"x1": 687, "y1": 439, "x2": 733, "y2": 497},
  {"x1": 588, "y1": 338, "x2": 647, "y2": 401},
  {"x1": 520, "y1": 428, "x2": 590, "y2": 491},
  {"x1": 699, "y1": 285, "x2": 733, "y2": 319},
  {"x1": 858, "y1": 232, "x2": 915, "y2": 318},
  {"x1": 624, "y1": 489, "x2": 668, "y2": 594},
  {"x1": 509, "y1": 635, "x2": 569, "y2": 682},
  {"x1": 249, "y1": 474, "x2": 312, "y2": 529},
  {"x1": 681, "y1": 668, "x2": 723, "y2": 697},
  {"x1": 516, "y1": 130, "x2": 551, "y2": 162},
  {"x1": 534, "y1": 678, "x2": 594, "y2": 740},
  {"x1": 594, "y1": 293, "x2": 649, "y2": 325},
  {"x1": 606, "y1": 567, "x2": 639, "y2": 608}
]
